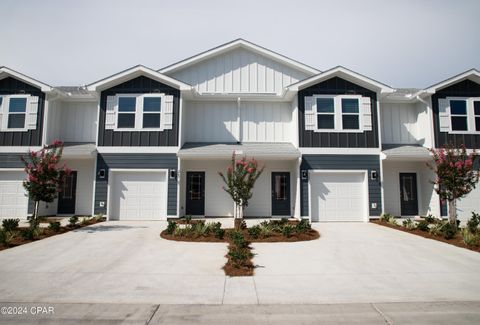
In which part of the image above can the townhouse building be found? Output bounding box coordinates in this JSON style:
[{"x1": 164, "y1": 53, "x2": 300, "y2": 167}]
[{"x1": 0, "y1": 39, "x2": 479, "y2": 221}]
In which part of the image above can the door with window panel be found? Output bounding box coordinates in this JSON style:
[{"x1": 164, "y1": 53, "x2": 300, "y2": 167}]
[
  {"x1": 58, "y1": 171, "x2": 77, "y2": 214},
  {"x1": 399, "y1": 173, "x2": 418, "y2": 216},
  {"x1": 185, "y1": 172, "x2": 205, "y2": 215},
  {"x1": 271, "y1": 172, "x2": 291, "y2": 216}
]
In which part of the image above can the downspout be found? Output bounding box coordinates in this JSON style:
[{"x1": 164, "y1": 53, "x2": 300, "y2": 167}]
[{"x1": 237, "y1": 97, "x2": 241, "y2": 143}]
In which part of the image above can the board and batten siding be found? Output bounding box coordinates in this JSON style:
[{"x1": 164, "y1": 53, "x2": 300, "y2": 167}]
[
  {"x1": 170, "y1": 48, "x2": 310, "y2": 94},
  {"x1": 98, "y1": 76, "x2": 179, "y2": 147},
  {"x1": 432, "y1": 79, "x2": 480, "y2": 149},
  {"x1": 241, "y1": 102, "x2": 293, "y2": 142},
  {"x1": 94, "y1": 153, "x2": 178, "y2": 216},
  {"x1": 298, "y1": 77, "x2": 379, "y2": 148},
  {"x1": 0, "y1": 77, "x2": 45, "y2": 146},
  {"x1": 300, "y1": 154, "x2": 382, "y2": 217}
]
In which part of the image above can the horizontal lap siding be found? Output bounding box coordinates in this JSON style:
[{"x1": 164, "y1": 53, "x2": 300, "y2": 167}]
[
  {"x1": 0, "y1": 153, "x2": 26, "y2": 168},
  {"x1": 0, "y1": 77, "x2": 45, "y2": 146},
  {"x1": 298, "y1": 77, "x2": 378, "y2": 148},
  {"x1": 98, "y1": 76, "x2": 179, "y2": 147},
  {"x1": 300, "y1": 155, "x2": 381, "y2": 217},
  {"x1": 432, "y1": 79, "x2": 480, "y2": 149},
  {"x1": 94, "y1": 153, "x2": 178, "y2": 215}
]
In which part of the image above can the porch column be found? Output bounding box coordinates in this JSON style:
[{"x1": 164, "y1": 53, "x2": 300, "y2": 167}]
[{"x1": 294, "y1": 157, "x2": 302, "y2": 219}]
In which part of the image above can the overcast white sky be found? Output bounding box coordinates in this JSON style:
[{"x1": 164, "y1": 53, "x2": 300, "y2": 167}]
[{"x1": 1, "y1": 0, "x2": 479, "y2": 88}]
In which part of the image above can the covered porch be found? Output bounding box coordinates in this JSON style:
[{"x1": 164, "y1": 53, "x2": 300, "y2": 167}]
[{"x1": 177, "y1": 142, "x2": 302, "y2": 218}]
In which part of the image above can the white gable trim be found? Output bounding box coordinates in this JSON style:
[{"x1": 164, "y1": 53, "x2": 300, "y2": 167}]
[
  {"x1": 87, "y1": 65, "x2": 191, "y2": 92},
  {"x1": 425, "y1": 69, "x2": 480, "y2": 94},
  {"x1": 0, "y1": 67, "x2": 53, "y2": 92},
  {"x1": 159, "y1": 39, "x2": 320, "y2": 76},
  {"x1": 288, "y1": 66, "x2": 394, "y2": 94}
]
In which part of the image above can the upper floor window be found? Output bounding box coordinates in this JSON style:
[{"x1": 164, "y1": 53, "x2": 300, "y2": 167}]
[
  {"x1": 305, "y1": 95, "x2": 368, "y2": 133},
  {"x1": 0, "y1": 95, "x2": 38, "y2": 132},
  {"x1": 438, "y1": 97, "x2": 480, "y2": 134},
  {"x1": 105, "y1": 93, "x2": 173, "y2": 131}
]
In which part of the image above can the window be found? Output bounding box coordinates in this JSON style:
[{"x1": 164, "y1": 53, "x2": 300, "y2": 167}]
[
  {"x1": 341, "y1": 98, "x2": 360, "y2": 130},
  {"x1": 142, "y1": 97, "x2": 161, "y2": 128},
  {"x1": 8, "y1": 97, "x2": 27, "y2": 129},
  {"x1": 450, "y1": 99, "x2": 468, "y2": 131},
  {"x1": 316, "y1": 98, "x2": 335, "y2": 129},
  {"x1": 117, "y1": 97, "x2": 136, "y2": 128},
  {"x1": 475, "y1": 101, "x2": 480, "y2": 131},
  {"x1": 274, "y1": 174, "x2": 287, "y2": 200}
]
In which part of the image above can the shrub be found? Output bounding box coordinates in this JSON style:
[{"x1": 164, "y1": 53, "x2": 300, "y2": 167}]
[
  {"x1": 2, "y1": 218, "x2": 20, "y2": 232},
  {"x1": 21, "y1": 227, "x2": 36, "y2": 240},
  {"x1": 416, "y1": 220, "x2": 430, "y2": 232},
  {"x1": 424, "y1": 214, "x2": 436, "y2": 223},
  {"x1": 228, "y1": 247, "x2": 252, "y2": 267},
  {"x1": 248, "y1": 225, "x2": 261, "y2": 239},
  {"x1": 442, "y1": 222, "x2": 456, "y2": 240},
  {"x1": 460, "y1": 228, "x2": 479, "y2": 246},
  {"x1": 193, "y1": 221, "x2": 210, "y2": 237},
  {"x1": 173, "y1": 226, "x2": 190, "y2": 237},
  {"x1": 48, "y1": 221, "x2": 61, "y2": 232},
  {"x1": 184, "y1": 215, "x2": 192, "y2": 224},
  {"x1": 259, "y1": 223, "x2": 272, "y2": 238},
  {"x1": 166, "y1": 220, "x2": 177, "y2": 235},
  {"x1": 429, "y1": 223, "x2": 444, "y2": 236},
  {"x1": 213, "y1": 226, "x2": 225, "y2": 240},
  {"x1": 296, "y1": 219, "x2": 311, "y2": 233},
  {"x1": 380, "y1": 213, "x2": 393, "y2": 222},
  {"x1": 229, "y1": 231, "x2": 247, "y2": 249},
  {"x1": 93, "y1": 214, "x2": 106, "y2": 222},
  {"x1": 387, "y1": 216, "x2": 398, "y2": 226},
  {"x1": 402, "y1": 219, "x2": 416, "y2": 230},
  {"x1": 68, "y1": 216, "x2": 79, "y2": 227},
  {"x1": 240, "y1": 219, "x2": 247, "y2": 230},
  {"x1": 0, "y1": 229, "x2": 15, "y2": 246},
  {"x1": 467, "y1": 212, "x2": 480, "y2": 234},
  {"x1": 282, "y1": 224, "x2": 294, "y2": 238},
  {"x1": 80, "y1": 217, "x2": 91, "y2": 225}
]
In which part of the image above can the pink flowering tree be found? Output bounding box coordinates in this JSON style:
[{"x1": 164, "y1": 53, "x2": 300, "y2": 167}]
[
  {"x1": 219, "y1": 153, "x2": 264, "y2": 230},
  {"x1": 21, "y1": 140, "x2": 71, "y2": 226},
  {"x1": 427, "y1": 144, "x2": 478, "y2": 228}
]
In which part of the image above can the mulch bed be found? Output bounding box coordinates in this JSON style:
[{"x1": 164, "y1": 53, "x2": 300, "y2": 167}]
[
  {"x1": 372, "y1": 220, "x2": 480, "y2": 253},
  {"x1": 223, "y1": 243, "x2": 255, "y2": 276},
  {"x1": 0, "y1": 219, "x2": 105, "y2": 251}
]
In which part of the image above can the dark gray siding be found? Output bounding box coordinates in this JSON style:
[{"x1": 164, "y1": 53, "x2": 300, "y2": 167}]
[
  {"x1": 94, "y1": 153, "x2": 178, "y2": 216},
  {"x1": 0, "y1": 153, "x2": 26, "y2": 167},
  {"x1": 300, "y1": 154, "x2": 382, "y2": 217},
  {"x1": 432, "y1": 79, "x2": 480, "y2": 149},
  {"x1": 98, "y1": 76, "x2": 179, "y2": 147},
  {"x1": 0, "y1": 77, "x2": 45, "y2": 146},
  {"x1": 299, "y1": 77, "x2": 379, "y2": 148}
]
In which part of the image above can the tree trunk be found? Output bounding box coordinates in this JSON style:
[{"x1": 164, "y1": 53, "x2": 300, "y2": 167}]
[
  {"x1": 233, "y1": 203, "x2": 243, "y2": 231},
  {"x1": 32, "y1": 200, "x2": 40, "y2": 228},
  {"x1": 448, "y1": 199, "x2": 457, "y2": 229}
]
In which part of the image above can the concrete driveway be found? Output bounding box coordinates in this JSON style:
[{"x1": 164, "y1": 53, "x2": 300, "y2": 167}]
[{"x1": 0, "y1": 221, "x2": 480, "y2": 305}]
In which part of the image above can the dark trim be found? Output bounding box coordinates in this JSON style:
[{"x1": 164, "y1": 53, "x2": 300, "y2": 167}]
[
  {"x1": 0, "y1": 77, "x2": 45, "y2": 146},
  {"x1": 300, "y1": 154, "x2": 382, "y2": 217},
  {"x1": 432, "y1": 79, "x2": 480, "y2": 149},
  {"x1": 94, "y1": 153, "x2": 178, "y2": 216},
  {"x1": 298, "y1": 76, "x2": 379, "y2": 148},
  {"x1": 98, "y1": 76, "x2": 180, "y2": 147}
]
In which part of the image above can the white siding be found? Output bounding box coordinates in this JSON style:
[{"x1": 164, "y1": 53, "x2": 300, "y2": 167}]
[
  {"x1": 457, "y1": 187, "x2": 480, "y2": 221},
  {"x1": 382, "y1": 161, "x2": 440, "y2": 217},
  {"x1": 241, "y1": 102, "x2": 293, "y2": 142},
  {"x1": 171, "y1": 48, "x2": 309, "y2": 94}
]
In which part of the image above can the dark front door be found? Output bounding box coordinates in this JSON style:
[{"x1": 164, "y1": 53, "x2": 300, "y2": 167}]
[
  {"x1": 58, "y1": 171, "x2": 77, "y2": 214},
  {"x1": 399, "y1": 173, "x2": 418, "y2": 216},
  {"x1": 271, "y1": 172, "x2": 291, "y2": 216},
  {"x1": 186, "y1": 171, "x2": 205, "y2": 215}
]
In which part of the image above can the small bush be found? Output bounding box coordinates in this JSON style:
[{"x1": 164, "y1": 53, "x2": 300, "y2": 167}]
[
  {"x1": 214, "y1": 226, "x2": 225, "y2": 240},
  {"x1": 460, "y1": 228, "x2": 479, "y2": 247},
  {"x1": 282, "y1": 224, "x2": 294, "y2": 238},
  {"x1": 429, "y1": 223, "x2": 444, "y2": 236},
  {"x1": 0, "y1": 229, "x2": 15, "y2": 246},
  {"x1": 380, "y1": 213, "x2": 393, "y2": 222},
  {"x1": 296, "y1": 219, "x2": 312, "y2": 233},
  {"x1": 21, "y1": 227, "x2": 36, "y2": 240},
  {"x1": 229, "y1": 231, "x2": 247, "y2": 248},
  {"x1": 173, "y1": 226, "x2": 189, "y2": 237},
  {"x1": 184, "y1": 215, "x2": 192, "y2": 224},
  {"x1": 166, "y1": 220, "x2": 177, "y2": 235},
  {"x1": 228, "y1": 247, "x2": 252, "y2": 267},
  {"x1": 416, "y1": 220, "x2": 430, "y2": 232},
  {"x1": 442, "y1": 222, "x2": 456, "y2": 240},
  {"x1": 193, "y1": 221, "x2": 210, "y2": 237},
  {"x1": 68, "y1": 216, "x2": 79, "y2": 227},
  {"x1": 80, "y1": 217, "x2": 91, "y2": 225},
  {"x1": 248, "y1": 225, "x2": 261, "y2": 239},
  {"x1": 424, "y1": 214, "x2": 436, "y2": 223},
  {"x1": 2, "y1": 218, "x2": 20, "y2": 232},
  {"x1": 48, "y1": 221, "x2": 61, "y2": 232},
  {"x1": 387, "y1": 216, "x2": 398, "y2": 226},
  {"x1": 467, "y1": 212, "x2": 480, "y2": 234},
  {"x1": 259, "y1": 223, "x2": 272, "y2": 238},
  {"x1": 402, "y1": 219, "x2": 416, "y2": 230}
]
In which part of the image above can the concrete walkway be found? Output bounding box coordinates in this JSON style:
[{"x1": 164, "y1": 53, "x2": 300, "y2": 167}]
[{"x1": 0, "y1": 221, "x2": 480, "y2": 305}]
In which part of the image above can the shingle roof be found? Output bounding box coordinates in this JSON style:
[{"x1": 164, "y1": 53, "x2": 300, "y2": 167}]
[{"x1": 178, "y1": 142, "x2": 301, "y2": 159}]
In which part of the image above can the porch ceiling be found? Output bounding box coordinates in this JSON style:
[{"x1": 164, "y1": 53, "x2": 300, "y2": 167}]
[
  {"x1": 178, "y1": 142, "x2": 301, "y2": 160},
  {"x1": 62, "y1": 142, "x2": 96, "y2": 158},
  {"x1": 381, "y1": 144, "x2": 432, "y2": 161}
]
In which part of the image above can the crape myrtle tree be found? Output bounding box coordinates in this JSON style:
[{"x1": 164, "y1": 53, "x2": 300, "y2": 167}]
[
  {"x1": 427, "y1": 144, "x2": 478, "y2": 229},
  {"x1": 21, "y1": 140, "x2": 71, "y2": 227},
  {"x1": 219, "y1": 153, "x2": 265, "y2": 230}
]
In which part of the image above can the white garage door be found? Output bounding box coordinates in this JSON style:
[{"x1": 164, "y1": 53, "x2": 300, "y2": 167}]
[
  {"x1": 310, "y1": 172, "x2": 367, "y2": 222},
  {"x1": 0, "y1": 171, "x2": 28, "y2": 219},
  {"x1": 111, "y1": 171, "x2": 167, "y2": 220},
  {"x1": 457, "y1": 186, "x2": 480, "y2": 221}
]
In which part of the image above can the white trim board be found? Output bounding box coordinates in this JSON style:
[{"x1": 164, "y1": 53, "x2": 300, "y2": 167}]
[{"x1": 97, "y1": 146, "x2": 179, "y2": 154}]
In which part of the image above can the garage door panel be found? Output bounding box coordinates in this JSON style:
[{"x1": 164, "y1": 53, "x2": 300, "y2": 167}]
[
  {"x1": 311, "y1": 172, "x2": 366, "y2": 222},
  {"x1": 0, "y1": 171, "x2": 28, "y2": 219},
  {"x1": 457, "y1": 186, "x2": 480, "y2": 220}
]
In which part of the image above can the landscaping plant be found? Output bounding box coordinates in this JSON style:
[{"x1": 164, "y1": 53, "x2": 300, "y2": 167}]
[
  {"x1": 2, "y1": 218, "x2": 20, "y2": 232},
  {"x1": 166, "y1": 220, "x2": 177, "y2": 235},
  {"x1": 402, "y1": 219, "x2": 416, "y2": 230},
  {"x1": 416, "y1": 220, "x2": 430, "y2": 232},
  {"x1": 0, "y1": 229, "x2": 15, "y2": 247},
  {"x1": 248, "y1": 225, "x2": 261, "y2": 239},
  {"x1": 218, "y1": 153, "x2": 264, "y2": 230},
  {"x1": 441, "y1": 222, "x2": 456, "y2": 240},
  {"x1": 48, "y1": 221, "x2": 61, "y2": 232},
  {"x1": 460, "y1": 228, "x2": 479, "y2": 247},
  {"x1": 427, "y1": 144, "x2": 478, "y2": 230},
  {"x1": 21, "y1": 140, "x2": 71, "y2": 227},
  {"x1": 467, "y1": 212, "x2": 480, "y2": 234},
  {"x1": 68, "y1": 216, "x2": 79, "y2": 227}
]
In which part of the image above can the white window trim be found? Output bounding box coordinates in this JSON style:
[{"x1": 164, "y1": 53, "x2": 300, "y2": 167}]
[
  {"x1": 446, "y1": 97, "x2": 480, "y2": 134},
  {"x1": 312, "y1": 94, "x2": 363, "y2": 133},
  {"x1": 2, "y1": 94, "x2": 30, "y2": 132},
  {"x1": 114, "y1": 93, "x2": 165, "y2": 131}
]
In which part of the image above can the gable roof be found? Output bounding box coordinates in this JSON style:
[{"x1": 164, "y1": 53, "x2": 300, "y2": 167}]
[
  {"x1": 159, "y1": 38, "x2": 320, "y2": 76},
  {"x1": 0, "y1": 66, "x2": 53, "y2": 92},
  {"x1": 288, "y1": 66, "x2": 394, "y2": 94},
  {"x1": 424, "y1": 68, "x2": 480, "y2": 94},
  {"x1": 87, "y1": 65, "x2": 191, "y2": 92}
]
